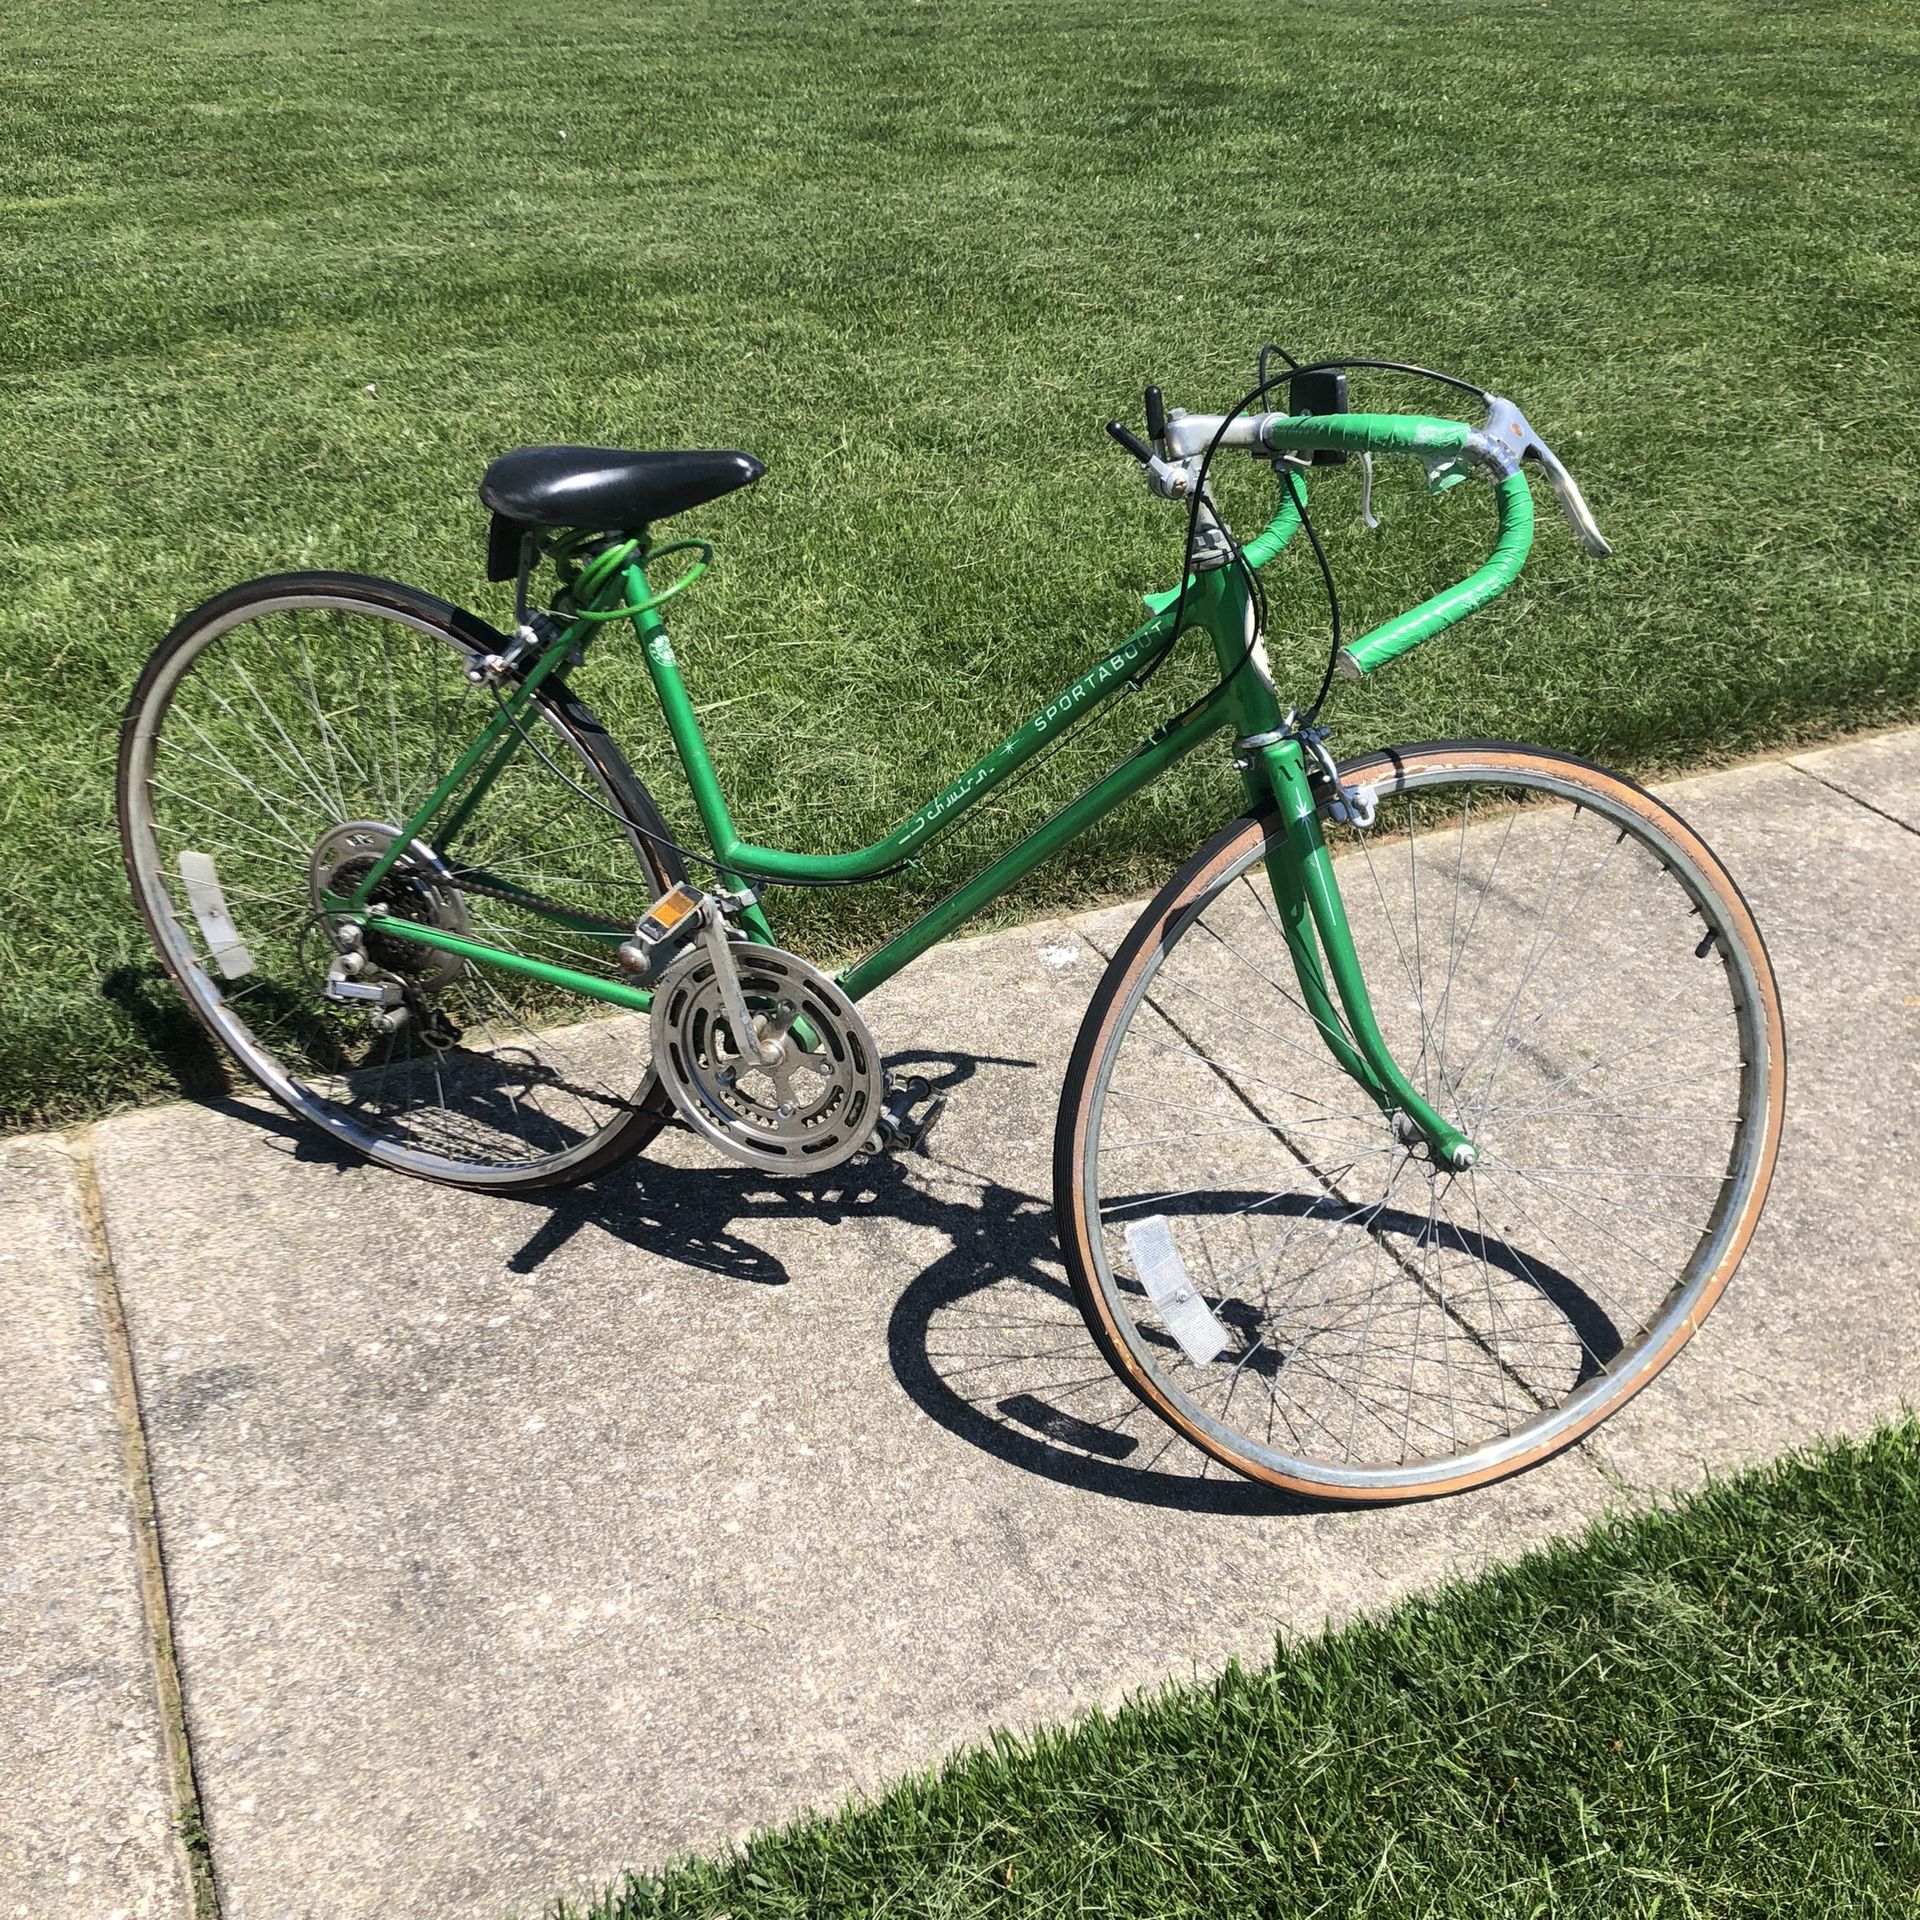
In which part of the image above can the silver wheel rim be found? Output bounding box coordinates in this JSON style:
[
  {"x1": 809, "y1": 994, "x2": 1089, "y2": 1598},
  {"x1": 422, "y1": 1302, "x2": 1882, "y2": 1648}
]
[
  {"x1": 1080, "y1": 759, "x2": 1773, "y2": 1493},
  {"x1": 123, "y1": 589, "x2": 665, "y2": 1185}
]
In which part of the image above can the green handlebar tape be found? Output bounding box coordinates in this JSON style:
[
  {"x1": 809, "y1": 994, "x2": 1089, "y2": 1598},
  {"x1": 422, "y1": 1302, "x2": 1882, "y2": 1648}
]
[
  {"x1": 1239, "y1": 471, "x2": 1306, "y2": 568},
  {"x1": 1261, "y1": 411, "x2": 1469, "y2": 462},
  {"x1": 1337, "y1": 473, "x2": 1535, "y2": 678}
]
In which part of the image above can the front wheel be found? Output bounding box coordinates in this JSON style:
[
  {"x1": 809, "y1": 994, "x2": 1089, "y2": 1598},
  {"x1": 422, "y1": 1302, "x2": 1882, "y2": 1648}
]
[{"x1": 1054, "y1": 741, "x2": 1785, "y2": 1502}]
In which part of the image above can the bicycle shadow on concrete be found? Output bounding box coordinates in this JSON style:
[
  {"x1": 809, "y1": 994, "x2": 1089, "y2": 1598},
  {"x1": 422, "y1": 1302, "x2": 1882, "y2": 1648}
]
[
  {"x1": 102, "y1": 962, "x2": 232, "y2": 1103},
  {"x1": 185, "y1": 1046, "x2": 1614, "y2": 1520}
]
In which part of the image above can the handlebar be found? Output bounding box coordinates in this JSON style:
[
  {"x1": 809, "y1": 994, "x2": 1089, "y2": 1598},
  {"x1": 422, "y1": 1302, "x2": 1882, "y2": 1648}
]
[
  {"x1": 1129, "y1": 393, "x2": 1609, "y2": 679},
  {"x1": 1336, "y1": 470, "x2": 1534, "y2": 678},
  {"x1": 1249, "y1": 401, "x2": 1610, "y2": 558}
]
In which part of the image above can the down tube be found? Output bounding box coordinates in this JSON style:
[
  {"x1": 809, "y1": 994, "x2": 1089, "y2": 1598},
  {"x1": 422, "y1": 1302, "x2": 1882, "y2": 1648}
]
[{"x1": 837, "y1": 689, "x2": 1237, "y2": 1001}]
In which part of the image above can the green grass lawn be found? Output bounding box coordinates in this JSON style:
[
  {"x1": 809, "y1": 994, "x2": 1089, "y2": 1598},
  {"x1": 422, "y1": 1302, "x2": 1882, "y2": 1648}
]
[
  {"x1": 2, "y1": 0, "x2": 1916, "y2": 1128},
  {"x1": 558, "y1": 1424, "x2": 1920, "y2": 1919}
]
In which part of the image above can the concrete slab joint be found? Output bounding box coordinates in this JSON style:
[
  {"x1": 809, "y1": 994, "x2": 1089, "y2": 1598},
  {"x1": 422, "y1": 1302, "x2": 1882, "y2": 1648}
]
[{"x1": 0, "y1": 1135, "x2": 198, "y2": 1920}]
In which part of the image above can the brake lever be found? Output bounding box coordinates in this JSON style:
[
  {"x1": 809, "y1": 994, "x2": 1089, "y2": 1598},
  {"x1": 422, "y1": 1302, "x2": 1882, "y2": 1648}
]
[
  {"x1": 1358, "y1": 450, "x2": 1380, "y2": 531},
  {"x1": 1466, "y1": 396, "x2": 1613, "y2": 557},
  {"x1": 1527, "y1": 439, "x2": 1612, "y2": 558}
]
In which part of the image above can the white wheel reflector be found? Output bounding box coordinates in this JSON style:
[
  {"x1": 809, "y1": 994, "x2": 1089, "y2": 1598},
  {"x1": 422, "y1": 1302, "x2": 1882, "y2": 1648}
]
[
  {"x1": 1123, "y1": 1215, "x2": 1230, "y2": 1366},
  {"x1": 178, "y1": 851, "x2": 255, "y2": 979}
]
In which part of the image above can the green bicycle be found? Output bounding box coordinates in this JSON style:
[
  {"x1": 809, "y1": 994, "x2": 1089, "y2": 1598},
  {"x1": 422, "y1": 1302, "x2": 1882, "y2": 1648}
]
[{"x1": 117, "y1": 351, "x2": 1785, "y2": 1501}]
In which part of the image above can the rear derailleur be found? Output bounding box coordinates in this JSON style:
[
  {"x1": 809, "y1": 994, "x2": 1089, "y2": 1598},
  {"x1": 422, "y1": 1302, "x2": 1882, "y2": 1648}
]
[{"x1": 320, "y1": 921, "x2": 461, "y2": 1050}]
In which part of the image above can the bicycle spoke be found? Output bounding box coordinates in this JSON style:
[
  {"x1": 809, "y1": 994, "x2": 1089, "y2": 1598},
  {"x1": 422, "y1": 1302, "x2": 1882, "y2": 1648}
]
[{"x1": 1078, "y1": 760, "x2": 1770, "y2": 1488}]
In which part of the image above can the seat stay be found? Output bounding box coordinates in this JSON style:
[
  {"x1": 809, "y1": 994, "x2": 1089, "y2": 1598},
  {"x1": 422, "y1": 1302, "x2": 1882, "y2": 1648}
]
[{"x1": 337, "y1": 614, "x2": 582, "y2": 910}]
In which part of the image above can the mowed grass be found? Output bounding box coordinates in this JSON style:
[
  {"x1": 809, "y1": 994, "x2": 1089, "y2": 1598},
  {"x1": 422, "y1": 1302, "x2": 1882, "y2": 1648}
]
[
  {"x1": 2, "y1": 0, "x2": 1916, "y2": 1127},
  {"x1": 560, "y1": 1424, "x2": 1920, "y2": 1919}
]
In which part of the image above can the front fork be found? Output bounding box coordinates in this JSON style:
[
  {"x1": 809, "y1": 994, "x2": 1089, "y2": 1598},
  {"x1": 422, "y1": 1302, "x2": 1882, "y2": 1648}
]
[
  {"x1": 1256, "y1": 739, "x2": 1474, "y2": 1170},
  {"x1": 1200, "y1": 563, "x2": 1473, "y2": 1169}
]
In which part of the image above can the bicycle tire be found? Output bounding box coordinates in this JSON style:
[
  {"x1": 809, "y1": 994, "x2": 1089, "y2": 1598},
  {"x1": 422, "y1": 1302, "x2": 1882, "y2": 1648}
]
[
  {"x1": 118, "y1": 570, "x2": 685, "y2": 1191},
  {"x1": 1053, "y1": 740, "x2": 1785, "y2": 1501}
]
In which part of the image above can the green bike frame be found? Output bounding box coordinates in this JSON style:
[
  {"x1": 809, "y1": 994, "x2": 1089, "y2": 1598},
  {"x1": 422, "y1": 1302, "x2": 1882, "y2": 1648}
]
[{"x1": 341, "y1": 411, "x2": 1535, "y2": 1166}]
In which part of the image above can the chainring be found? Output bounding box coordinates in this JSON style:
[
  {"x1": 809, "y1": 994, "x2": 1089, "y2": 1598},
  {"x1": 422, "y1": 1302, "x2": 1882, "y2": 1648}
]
[{"x1": 650, "y1": 941, "x2": 883, "y2": 1173}]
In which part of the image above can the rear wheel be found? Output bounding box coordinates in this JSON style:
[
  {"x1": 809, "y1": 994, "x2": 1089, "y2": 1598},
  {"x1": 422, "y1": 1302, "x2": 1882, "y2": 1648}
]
[
  {"x1": 118, "y1": 571, "x2": 683, "y2": 1190},
  {"x1": 1054, "y1": 742, "x2": 1785, "y2": 1501}
]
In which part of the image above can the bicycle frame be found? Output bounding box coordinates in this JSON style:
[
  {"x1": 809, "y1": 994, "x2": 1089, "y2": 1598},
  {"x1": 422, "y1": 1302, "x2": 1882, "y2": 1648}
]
[{"x1": 339, "y1": 471, "x2": 1493, "y2": 1163}]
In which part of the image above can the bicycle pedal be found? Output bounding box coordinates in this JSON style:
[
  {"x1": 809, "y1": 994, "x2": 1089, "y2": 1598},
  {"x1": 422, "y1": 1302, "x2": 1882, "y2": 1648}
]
[
  {"x1": 873, "y1": 1076, "x2": 948, "y2": 1156},
  {"x1": 904, "y1": 1092, "x2": 948, "y2": 1156}
]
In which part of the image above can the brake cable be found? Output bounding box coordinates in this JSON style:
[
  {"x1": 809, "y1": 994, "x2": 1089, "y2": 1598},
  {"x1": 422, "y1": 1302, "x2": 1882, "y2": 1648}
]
[{"x1": 1141, "y1": 346, "x2": 1494, "y2": 732}]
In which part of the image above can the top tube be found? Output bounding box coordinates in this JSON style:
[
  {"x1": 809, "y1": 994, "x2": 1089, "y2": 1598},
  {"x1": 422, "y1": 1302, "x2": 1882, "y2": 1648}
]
[{"x1": 622, "y1": 558, "x2": 1181, "y2": 886}]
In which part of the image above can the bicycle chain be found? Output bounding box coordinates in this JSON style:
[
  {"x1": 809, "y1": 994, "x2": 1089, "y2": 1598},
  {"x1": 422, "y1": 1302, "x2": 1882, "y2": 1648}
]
[
  {"x1": 442, "y1": 866, "x2": 636, "y2": 934},
  {"x1": 439, "y1": 866, "x2": 680, "y2": 1119}
]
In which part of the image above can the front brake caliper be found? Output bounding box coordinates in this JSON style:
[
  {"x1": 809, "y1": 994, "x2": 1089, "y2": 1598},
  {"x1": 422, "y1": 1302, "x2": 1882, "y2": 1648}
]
[{"x1": 1301, "y1": 728, "x2": 1377, "y2": 830}]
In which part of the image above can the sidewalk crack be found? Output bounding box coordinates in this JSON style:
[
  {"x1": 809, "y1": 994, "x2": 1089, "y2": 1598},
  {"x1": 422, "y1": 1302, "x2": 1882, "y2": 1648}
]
[
  {"x1": 68, "y1": 1130, "x2": 225, "y2": 1920},
  {"x1": 1788, "y1": 761, "x2": 1920, "y2": 838}
]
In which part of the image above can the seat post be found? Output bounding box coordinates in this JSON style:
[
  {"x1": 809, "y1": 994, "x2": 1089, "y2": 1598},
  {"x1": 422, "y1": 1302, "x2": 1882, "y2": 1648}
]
[{"x1": 625, "y1": 556, "x2": 719, "y2": 810}]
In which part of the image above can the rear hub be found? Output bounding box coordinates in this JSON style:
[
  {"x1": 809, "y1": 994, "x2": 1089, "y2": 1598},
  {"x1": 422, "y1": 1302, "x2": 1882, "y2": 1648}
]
[{"x1": 308, "y1": 821, "x2": 470, "y2": 991}]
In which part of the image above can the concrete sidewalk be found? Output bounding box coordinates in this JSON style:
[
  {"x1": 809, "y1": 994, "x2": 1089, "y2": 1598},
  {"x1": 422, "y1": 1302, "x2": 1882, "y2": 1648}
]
[{"x1": 6, "y1": 730, "x2": 1919, "y2": 1920}]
